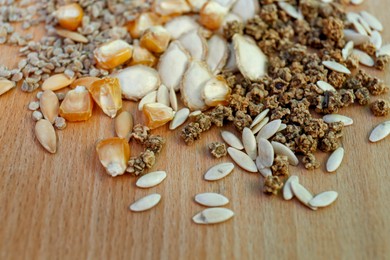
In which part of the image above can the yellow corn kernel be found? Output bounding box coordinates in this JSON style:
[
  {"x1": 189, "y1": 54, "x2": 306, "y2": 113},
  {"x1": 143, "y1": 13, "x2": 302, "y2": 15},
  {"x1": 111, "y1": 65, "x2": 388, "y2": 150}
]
[
  {"x1": 56, "y1": 3, "x2": 84, "y2": 31},
  {"x1": 153, "y1": 0, "x2": 191, "y2": 16},
  {"x1": 129, "y1": 45, "x2": 157, "y2": 67},
  {"x1": 143, "y1": 103, "x2": 174, "y2": 129},
  {"x1": 94, "y1": 40, "x2": 133, "y2": 70},
  {"x1": 70, "y1": 76, "x2": 100, "y2": 89},
  {"x1": 140, "y1": 26, "x2": 171, "y2": 54},
  {"x1": 89, "y1": 78, "x2": 122, "y2": 118},
  {"x1": 96, "y1": 137, "x2": 131, "y2": 177},
  {"x1": 59, "y1": 86, "x2": 93, "y2": 121},
  {"x1": 199, "y1": 1, "x2": 227, "y2": 30},
  {"x1": 127, "y1": 12, "x2": 162, "y2": 39}
]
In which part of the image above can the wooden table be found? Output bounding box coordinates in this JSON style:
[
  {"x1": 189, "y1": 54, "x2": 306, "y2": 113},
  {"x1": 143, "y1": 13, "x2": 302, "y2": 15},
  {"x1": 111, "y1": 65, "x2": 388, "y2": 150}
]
[{"x1": 1, "y1": 3, "x2": 389, "y2": 260}]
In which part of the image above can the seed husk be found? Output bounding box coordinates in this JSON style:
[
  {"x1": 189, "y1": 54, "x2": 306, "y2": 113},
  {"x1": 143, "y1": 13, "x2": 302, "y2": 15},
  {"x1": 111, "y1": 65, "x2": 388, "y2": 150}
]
[
  {"x1": 202, "y1": 76, "x2": 231, "y2": 107},
  {"x1": 360, "y1": 11, "x2": 383, "y2": 31},
  {"x1": 55, "y1": 28, "x2": 88, "y2": 43},
  {"x1": 204, "y1": 162, "x2": 234, "y2": 181},
  {"x1": 242, "y1": 127, "x2": 257, "y2": 160},
  {"x1": 157, "y1": 84, "x2": 170, "y2": 107},
  {"x1": 352, "y1": 49, "x2": 375, "y2": 67},
  {"x1": 231, "y1": 0, "x2": 259, "y2": 22},
  {"x1": 192, "y1": 207, "x2": 234, "y2": 224},
  {"x1": 164, "y1": 15, "x2": 199, "y2": 39},
  {"x1": 35, "y1": 119, "x2": 57, "y2": 154},
  {"x1": 206, "y1": 34, "x2": 228, "y2": 75},
  {"x1": 316, "y1": 81, "x2": 336, "y2": 92},
  {"x1": 250, "y1": 109, "x2": 269, "y2": 128},
  {"x1": 369, "y1": 121, "x2": 390, "y2": 142},
  {"x1": 252, "y1": 117, "x2": 269, "y2": 135},
  {"x1": 326, "y1": 147, "x2": 345, "y2": 173},
  {"x1": 257, "y1": 138, "x2": 274, "y2": 168},
  {"x1": 290, "y1": 181, "x2": 317, "y2": 210},
  {"x1": 129, "y1": 193, "x2": 161, "y2": 212},
  {"x1": 41, "y1": 73, "x2": 75, "y2": 91},
  {"x1": 194, "y1": 193, "x2": 229, "y2": 207},
  {"x1": 257, "y1": 119, "x2": 281, "y2": 140},
  {"x1": 283, "y1": 175, "x2": 299, "y2": 201},
  {"x1": 323, "y1": 114, "x2": 353, "y2": 126},
  {"x1": 221, "y1": 130, "x2": 244, "y2": 150},
  {"x1": 169, "y1": 107, "x2": 190, "y2": 130},
  {"x1": 114, "y1": 111, "x2": 133, "y2": 140},
  {"x1": 138, "y1": 91, "x2": 157, "y2": 111},
  {"x1": 322, "y1": 61, "x2": 351, "y2": 74},
  {"x1": 309, "y1": 191, "x2": 338, "y2": 208},
  {"x1": 179, "y1": 29, "x2": 208, "y2": 61},
  {"x1": 0, "y1": 79, "x2": 15, "y2": 96},
  {"x1": 227, "y1": 147, "x2": 257, "y2": 173},
  {"x1": 169, "y1": 86, "x2": 178, "y2": 111},
  {"x1": 271, "y1": 141, "x2": 299, "y2": 166},
  {"x1": 40, "y1": 90, "x2": 59, "y2": 124},
  {"x1": 136, "y1": 171, "x2": 167, "y2": 188}
]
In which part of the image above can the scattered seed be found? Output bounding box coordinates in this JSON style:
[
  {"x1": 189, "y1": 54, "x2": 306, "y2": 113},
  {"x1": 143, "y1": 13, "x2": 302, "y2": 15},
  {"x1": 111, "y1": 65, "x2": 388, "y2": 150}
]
[
  {"x1": 316, "y1": 81, "x2": 336, "y2": 92},
  {"x1": 277, "y1": 2, "x2": 303, "y2": 20},
  {"x1": 40, "y1": 90, "x2": 59, "y2": 124},
  {"x1": 28, "y1": 101, "x2": 40, "y2": 111},
  {"x1": 206, "y1": 34, "x2": 228, "y2": 74},
  {"x1": 250, "y1": 109, "x2": 269, "y2": 128},
  {"x1": 115, "y1": 111, "x2": 133, "y2": 140},
  {"x1": 204, "y1": 162, "x2": 235, "y2": 181},
  {"x1": 352, "y1": 49, "x2": 375, "y2": 67},
  {"x1": 221, "y1": 131, "x2": 244, "y2": 150},
  {"x1": 169, "y1": 86, "x2": 178, "y2": 111},
  {"x1": 271, "y1": 141, "x2": 299, "y2": 166},
  {"x1": 129, "y1": 193, "x2": 161, "y2": 212},
  {"x1": 277, "y1": 123, "x2": 287, "y2": 132},
  {"x1": 283, "y1": 175, "x2": 299, "y2": 201},
  {"x1": 0, "y1": 79, "x2": 15, "y2": 96},
  {"x1": 322, "y1": 61, "x2": 351, "y2": 74},
  {"x1": 194, "y1": 193, "x2": 229, "y2": 207},
  {"x1": 376, "y1": 44, "x2": 390, "y2": 57},
  {"x1": 360, "y1": 11, "x2": 383, "y2": 31},
  {"x1": 309, "y1": 191, "x2": 338, "y2": 208},
  {"x1": 343, "y1": 29, "x2": 370, "y2": 46},
  {"x1": 192, "y1": 207, "x2": 234, "y2": 224},
  {"x1": 189, "y1": 110, "x2": 202, "y2": 118},
  {"x1": 54, "y1": 116, "x2": 67, "y2": 130},
  {"x1": 290, "y1": 181, "x2": 317, "y2": 210},
  {"x1": 55, "y1": 28, "x2": 88, "y2": 43},
  {"x1": 257, "y1": 138, "x2": 274, "y2": 168},
  {"x1": 41, "y1": 73, "x2": 75, "y2": 91},
  {"x1": 242, "y1": 127, "x2": 257, "y2": 160},
  {"x1": 227, "y1": 147, "x2": 257, "y2": 173},
  {"x1": 352, "y1": 20, "x2": 368, "y2": 36},
  {"x1": 136, "y1": 171, "x2": 167, "y2": 188},
  {"x1": 138, "y1": 91, "x2": 157, "y2": 111},
  {"x1": 369, "y1": 121, "x2": 390, "y2": 142},
  {"x1": 323, "y1": 114, "x2": 353, "y2": 126},
  {"x1": 257, "y1": 119, "x2": 281, "y2": 140},
  {"x1": 351, "y1": 0, "x2": 364, "y2": 5},
  {"x1": 157, "y1": 84, "x2": 170, "y2": 107},
  {"x1": 35, "y1": 119, "x2": 57, "y2": 154},
  {"x1": 256, "y1": 157, "x2": 272, "y2": 177},
  {"x1": 326, "y1": 147, "x2": 344, "y2": 173},
  {"x1": 252, "y1": 117, "x2": 269, "y2": 135},
  {"x1": 370, "y1": 31, "x2": 382, "y2": 50},
  {"x1": 31, "y1": 110, "x2": 43, "y2": 122},
  {"x1": 169, "y1": 108, "x2": 190, "y2": 130},
  {"x1": 342, "y1": 41, "x2": 354, "y2": 60}
]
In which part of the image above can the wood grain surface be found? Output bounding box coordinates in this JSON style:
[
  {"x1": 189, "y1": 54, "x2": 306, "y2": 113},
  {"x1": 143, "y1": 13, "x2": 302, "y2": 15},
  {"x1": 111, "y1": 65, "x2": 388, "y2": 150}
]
[{"x1": 0, "y1": 3, "x2": 389, "y2": 260}]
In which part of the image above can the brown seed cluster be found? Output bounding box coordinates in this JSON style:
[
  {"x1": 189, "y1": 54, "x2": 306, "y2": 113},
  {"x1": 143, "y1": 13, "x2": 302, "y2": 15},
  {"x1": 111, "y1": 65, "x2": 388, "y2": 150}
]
[{"x1": 208, "y1": 142, "x2": 227, "y2": 158}]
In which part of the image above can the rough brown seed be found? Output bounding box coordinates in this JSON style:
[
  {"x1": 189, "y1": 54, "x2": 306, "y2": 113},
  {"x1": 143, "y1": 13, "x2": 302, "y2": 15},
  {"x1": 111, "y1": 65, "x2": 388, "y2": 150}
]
[
  {"x1": 115, "y1": 111, "x2": 133, "y2": 140},
  {"x1": 326, "y1": 147, "x2": 344, "y2": 173},
  {"x1": 192, "y1": 208, "x2": 234, "y2": 224},
  {"x1": 35, "y1": 119, "x2": 57, "y2": 154},
  {"x1": 0, "y1": 79, "x2": 15, "y2": 96},
  {"x1": 309, "y1": 191, "x2": 338, "y2": 208},
  {"x1": 40, "y1": 90, "x2": 59, "y2": 124},
  {"x1": 369, "y1": 121, "x2": 390, "y2": 142},
  {"x1": 41, "y1": 73, "x2": 75, "y2": 91},
  {"x1": 227, "y1": 147, "x2": 257, "y2": 173},
  {"x1": 129, "y1": 193, "x2": 161, "y2": 212},
  {"x1": 204, "y1": 162, "x2": 235, "y2": 181},
  {"x1": 55, "y1": 28, "x2": 88, "y2": 43}
]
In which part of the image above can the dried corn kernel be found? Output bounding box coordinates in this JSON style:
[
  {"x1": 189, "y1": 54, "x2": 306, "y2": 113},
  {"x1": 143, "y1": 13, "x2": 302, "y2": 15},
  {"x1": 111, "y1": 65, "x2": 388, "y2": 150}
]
[
  {"x1": 129, "y1": 45, "x2": 157, "y2": 67},
  {"x1": 126, "y1": 12, "x2": 161, "y2": 39},
  {"x1": 153, "y1": 0, "x2": 191, "y2": 16},
  {"x1": 140, "y1": 26, "x2": 171, "y2": 53},
  {"x1": 70, "y1": 76, "x2": 100, "y2": 89},
  {"x1": 94, "y1": 40, "x2": 133, "y2": 70},
  {"x1": 59, "y1": 86, "x2": 94, "y2": 121},
  {"x1": 143, "y1": 103, "x2": 174, "y2": 129},
  {"x1": 96, "y1": 137, "x2": 131, "y2": 177},
  {"x1": 56, "y1": 3, "x2": 84, "y2": 31},
  {"x1": 89, "y1": 77, "x2": 122, "y2": 118},
  {"x1": 202, "y1": 76, "x2": 231, "y2": 106},
  {"x1": 199, "y1": 1, "x2": 228, "y2": 30}
]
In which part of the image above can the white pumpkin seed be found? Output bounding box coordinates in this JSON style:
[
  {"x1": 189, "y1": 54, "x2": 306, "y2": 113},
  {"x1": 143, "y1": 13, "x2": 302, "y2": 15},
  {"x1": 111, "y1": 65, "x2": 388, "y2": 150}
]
[
  {"x1": 227, "y1": 147, "x2": 257, "y2": 173},
  {"x1": 192, "y1": 208, "x2": 234, "y2": 224},
  {"x1": 376, "y1": 44, "x2": 390, "y2": 57},
  {"x1": 322, "y1": 61, "x2": 351, "y2": 74},
  {"x1": 169, "y1": 108, "x2": 190, "y2": 130},
  {"x1": 342, "y1": 41, "x2": 354, "y2": 60},
  {"x1": 129, "y1": 193, "x2": 161, "y2": 212},
  {"x1": 40, "y1": 90, "x2": 59, "y2": 124},
  {"x1": 164, "y1": 16, "x2": 199, "y2": 39},
  {"x1": 283, "y1": 175, "x2": 299, "y2": 200},
  {"x1": 257, "y1": 138, "x2": 274, "y2": 168},
  {"x1": 271, "y1": 141, "x2": 299, "y2": 166},
  {"x1": 316, "y1": 81, "x2": 336, "y2": 92},
  {"x1": 206, "y1": 34, "x2": 228, "y2": 75},
  {"x1": 277, "y1": 123, "x2": 287, "y2": 132},
  {"x1": 290, "y1": 181, "x2": 317, "y2": 210},
  {"x1": 369, "y1": 121, "x2": 390, "y2": 142},
  {"x1": 204, "y1": 162, "x2": 235, "y2": 181},
  {"x1": 309, "y1": 191, "x2": 338, "y2": 208},
  {"x1": 257, "y1": 119, "x2": 281, "y2": 140},
  {"x1": 343, "y1": 29, "x2": 370, "y2": 46},
  {"x1": 323, "y1": 114, "x2": 353, "y2": 126},
  {"x1": 326, "y1": 147, "x2": 344, "y2": 173},
  {"x1": 242, "y1": 127, "x2": 257, "y2": 160},
  {"x1": 189, "y1": 110, "x2": 202, "y2": 118},
  {"x1": 250, "y1": 109, "x2": 269, "y2": 128},
  {"x1": 352, "y1": 20, "x2": 367, "y2": 36},
  {"x1": 252, "y1": 117, "x2": 269, "y2": 135},
  {"x1": 157, "y1": 84, "x2": 170, "y2": 107},
  {"x1": 195, "y1": 193, "x2": 229, "y2": 207},
  {"x1": 179, "y1": 29, "x2": 208, "y2": 61},
  {"x1": 221, "y1": 131, "x2": 244, "y2": 150},
  {"x1": 138, "y1": 91, "x2": 157, "y2": 111},
  {"x1": 370, "y1": 31, "x2": 382, "y2": 50},
  {"x1": 169, "y1": 86, "x2": 178, "y2": 111},
  {"x1": 352, "y1": 49, "x2": 375, "y2": 67},
  {"x1": 357, "y1": 16, "x2": 372, "y2": 35},
  {"x1": 255, "y1": 157, "x2": 272, "y2": 177},
  {"x1": 277, "y1": 2, "x2": 303, "y2": 20},
  {"x1": 35, "y1": 119, "x2": 57, "y2": 154},
  {"x1": 351, "y1": 0, "x2": 364, "y2": 5},
  {"x1": 360, "y1": 11, "x2": 383, "y2": 31},
  {"x1": 136, "y1": 171, "x2": 167, "y2": 188}
]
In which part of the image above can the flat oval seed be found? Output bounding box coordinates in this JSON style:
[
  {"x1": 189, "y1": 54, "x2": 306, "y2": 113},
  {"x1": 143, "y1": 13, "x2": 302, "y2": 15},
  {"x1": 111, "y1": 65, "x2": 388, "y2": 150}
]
[
  {"x1": 290, "y1": 181, "x2": 317, "y2": 210},
  {"x1": 369, "y1": 121, "x2": 390, "y2": 142},
  {"x1": 157, "y1": 84, "x2": 170, "y2": 107},
  {"x1": 344, "y1": 29, "x2": 370, "y2": 46},
  {"x1": 360, "y1": 11, "x2": 383, "y2": 31},
  {"x1": 352, "y1": 49, "x2": 375, "y2": 67},
  {"x1": 192, "y1": 208, "x2": 234, "y2": 224},
  {"x1": 41, "y1": 73, "x2": 75, "y2": 91},
  {"x1": 257, "y1": 119, "x2": 281, "y2": 140},
  {"x1": 255, "y1": 157, "x2": 272, "y2": 177},
  {"x1": 0, "y1": 79, "x2": 16, "y2": 96},
  {"x1": 204, "y1": 162, "x2": 235, "y2": 181},
  {"x1": 370, "y1": 31, "x2": 382, "y2": 50},
  {"x1": 252, "y1": 117, "x2": 269, "y2": 135},
  {"x1": 35, "y1": 119, "x2": 57, "y2": 154},
  {"x1": 317, "y1": 80, "x2": 336, "y2": 92},
  {"x1": 169, "y1": 108, "x2": 190, "y2": 130},
  {"x1": 309, "y1": 191, "x2": 338, "y2": 208},
  {"x1": 271, "y1": 141, "x2": 299, "y2": 166},
  {"x1": 195, "y1": 193, "x2": 229, "y2": 207},
  {"x1": 326, "y1": 147, "x2": 344, "y2": 173},
  {"x1": 323, "y1": 114, "x2": 353, "y2": 126},
  {"x1": 257, "y1": 138, "x2": 274, "y2": 168},
  {"x1": 322, "y1": 60, "x2": 351, "y2": 74},
  {"x1": 283, "y1": 175, "x2": 299, "y2": 200},
  {"x1": 242, "y1": 127, "x2": 257, "y2": 160},
  {"x1": 169, "y1": 86, "x2": 178, "y2": 111},
  {"x1": 221, "y1": 131, "x2": 244, "y2": 150},
  {"x1": 129, "y1": 193, "x2": 161, "y2": 212},
  {"x1": 138, "y1": 91, "x2": 157, "y2": 111},
  {"x1": 115, "y1": 111, "x2": 133, "y2": 140},
  {"x1": 250, "y1": 109, "x2": 269, "y2": 128},
  {"x1": 40, "y1": 90, "x2": 59, "y2": 124},
  {"x1": 227, "y1": 147, "x2": 257, "y2": 173},
  {"x1": 136, "y1": 171, "x2": 167, "y2": 188},
  {"x1": 342, "y1": 41, "x2": 354, "y2": 60},
  {"x1": 377, "y1": 44, "x2": 390, "y2": 57}
]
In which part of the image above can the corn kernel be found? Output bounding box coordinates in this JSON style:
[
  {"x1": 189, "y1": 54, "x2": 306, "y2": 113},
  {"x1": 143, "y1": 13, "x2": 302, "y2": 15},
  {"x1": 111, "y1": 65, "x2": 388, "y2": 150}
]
[
  {"x1": 143, "y1": 103, "x2": 174, "y2": 129},
  {"x1": 129, "y1": 45, "x2": 157, "y2": 67},
  {"x1": 96, "y1": 137, "x2": 130, "y2": 177},
  {"x1": 153, "y1": 0, "x2": 191, "y2": 16},
  {"x1": 56, "y1": 3, "x2": 84, "y2": 31},
  {"x1": 59, "y1": 86, "x2": 93, "y2": 121},
  {"x1": 70, "y1": 76, "x2": 100, "y2": 89},
  {"x1": 199, "y1": 1, "x2": 228, "y2": 30},
  {"x1": 126, "y1": 12, "x2": 162, "y2": 39},
  {"x1": 89, "y1": 77, "x2": 122, "y2": 118},
  {"x1": 94, "y1": 40, "x2": 133, "y2": 70},
  {"x1": 140, "y1": 26, "x2": 171, "y2": 54}
]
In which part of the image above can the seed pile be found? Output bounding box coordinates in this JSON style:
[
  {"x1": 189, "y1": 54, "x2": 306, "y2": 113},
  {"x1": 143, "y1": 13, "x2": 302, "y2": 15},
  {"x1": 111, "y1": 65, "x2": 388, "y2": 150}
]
[{"x1": 0, "y1": 0, "x2": 389, "y2": 222}]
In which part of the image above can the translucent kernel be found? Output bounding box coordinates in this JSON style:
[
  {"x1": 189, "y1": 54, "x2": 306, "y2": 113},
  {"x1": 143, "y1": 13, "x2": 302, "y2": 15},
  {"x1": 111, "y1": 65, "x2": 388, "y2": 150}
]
[
  {"x1": 59, "y1": 86, "x2": 94, "y2": 121},
  {"x1": 140, "y1": 26, "x2": 171, "y2": 53},
  {"x1": 126, "y1": 12, "x2": 162, "y2": 39},
  {"x1": 70, "y1": 76, "x2": 100, "y2": 89},
  {"x1": 129, "y1": 45, "x2": 157, "y2": 67},
  {"x1": 56, "y1": 3, "x2": 84, "y2": 31},
  {"x1": 94, "y1": 40, "x2": 133, "y2": 70},
  {"x1": 89, "y1": 78, "x2": 122, "y2": 118},
  {"x1": 143, "y1": 103, "x2": 174, "y2": 129},
  {"x1": 96, "y1": 137, "x2": 131, "y2": 177},
  {"x1": 199, "y1": 1, "x2": 228, "y2": 30}
]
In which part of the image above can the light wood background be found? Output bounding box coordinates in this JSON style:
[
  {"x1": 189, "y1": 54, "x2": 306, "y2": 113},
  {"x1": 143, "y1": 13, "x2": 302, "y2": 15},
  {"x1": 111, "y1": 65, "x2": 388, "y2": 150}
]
[{"x1": 0, "y1": 3, "x2": 389, "y2": 260}]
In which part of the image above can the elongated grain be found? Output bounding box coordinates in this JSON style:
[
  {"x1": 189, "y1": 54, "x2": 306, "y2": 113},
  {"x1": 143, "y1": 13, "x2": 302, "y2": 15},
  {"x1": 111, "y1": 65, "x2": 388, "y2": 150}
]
[
  {"x1": 283, "y1": 175, "x2": 299, "y2": 201},
  {"x1": 257, "y1": 138, "x2": 274, "y2": 168},
  {"x1": 169, "y1": 108, "x2": 190, "y2": 130},
  {"x1": 194, "y1": 193, "x2": 229, "y2": 207},
  {"x1": 204, "y1": 163, "x2": 234, "y2": 181},
  {"x1": 227, "y1": 147, "x2": 257, "y2": 173},
  {"x1": 326, "y1": 147, "x2": 345, "y2": 173},
  {"x1": 323, "y1": 114, "x2": 353, "y2": 126},
  {"x1": 129, "y1": 193, "x2": 161, "y2": 212},
  {"x1": 136, "y1": 171, "x2": 167, "y2": 188},
  {"x1": 257, "y1": 119, "x2": 281, "y2": 140},
  {"x1": 192, "y1": 208, "x2": 234, "y2": 224},
  {"x1": 271, "y1": 141, "x2": 299, "y2": 166},
  {"x1": 221, "y1": 131, "x2": 244, "y2": 150},
  {"x1": 35, "y1": 119, "x2": 57, "y2": 154},
  {"x1": 369, "y1": 121, "x2": 390, "y2": 142},
  {"x1": 250, "y1": 109, "x2": 269, "y2": 128},
  {"x1": 309, "y1": 191, "x2": 338, "y2": 208},
  {"x1": 242, "y1": 127, "x2": 257, "y2": 160},
  {"x1": 291, "y1": 181, "x2": 317, "y2": 210}
]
